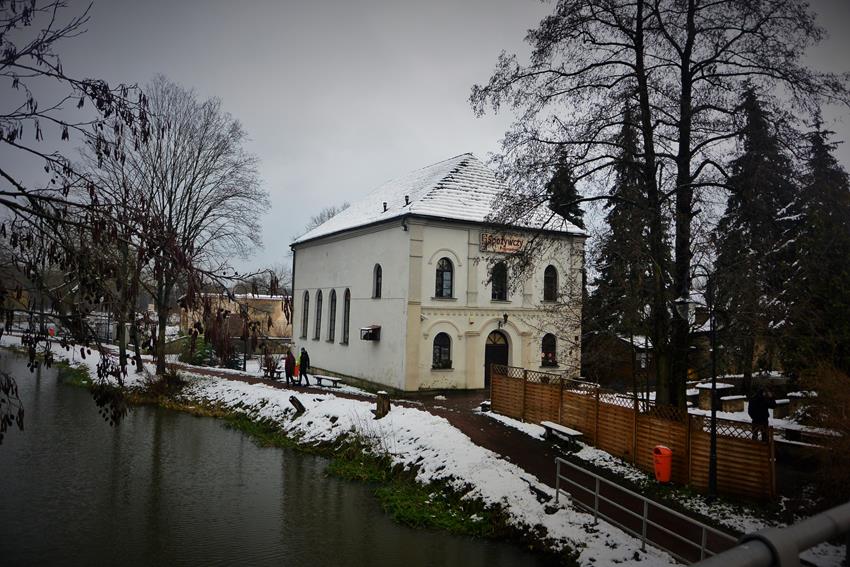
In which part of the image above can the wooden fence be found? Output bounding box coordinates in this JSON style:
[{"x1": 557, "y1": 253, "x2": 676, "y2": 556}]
[{"x1": 491, "y1": 364, "x2": 775, "y2": 500}]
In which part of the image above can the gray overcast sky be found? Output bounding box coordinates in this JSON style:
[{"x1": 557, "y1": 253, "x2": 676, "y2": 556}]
[{"x1": 19, "y1": 0, "x2": 850, "y2": 270}]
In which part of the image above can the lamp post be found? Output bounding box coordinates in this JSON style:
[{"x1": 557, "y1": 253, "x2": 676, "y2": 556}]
[{"x1": 674, "y1": 271, "x2": 718, "y2": 502}]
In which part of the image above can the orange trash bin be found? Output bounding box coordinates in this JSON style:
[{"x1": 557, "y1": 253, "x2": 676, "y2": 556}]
[{"x1": 653, "y1": 445, "x2": 673, "y2": 483}]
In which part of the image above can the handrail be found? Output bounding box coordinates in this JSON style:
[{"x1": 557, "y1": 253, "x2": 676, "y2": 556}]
[
  {"x1": 693, "y1": 501, "x2": 850, "y2": 567},
  {"x1": 555, "y1": 457, "x2": 736, "y2": 563}
]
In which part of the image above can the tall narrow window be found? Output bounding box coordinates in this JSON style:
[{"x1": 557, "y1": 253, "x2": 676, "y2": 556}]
[
  {"x1": 543, "y1": 265, "x2": 558, "y2": 302},
  {"x1": 432, "y1": 332, "x2": 452, "y2": 369},
  {"x1": 373, "y1": 264, "x2": 382, "y2": 298},
  {"x1": 314, "y1": 290, "x2": 323, "y2": 340},
  {"x1": 491, "y1": 262, "x2": 507, "y2": 301},
  {"x1": 342, "y1": 288, "x2": 350, "y2": 345},
  {"x1": 328, "y1": 289, "x2": 337, "y2": 341},
  {"x1": 435, "y1": 257, "x2": 453, "y2": 298},
  {"x1": 542, "y1": 333, "x2": 557, "y2": 367},
  {"x1": 301, "y1": 291, "x2": 309, "y2": 338}
]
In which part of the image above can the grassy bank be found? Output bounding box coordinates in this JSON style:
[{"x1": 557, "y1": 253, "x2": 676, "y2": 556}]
[{"x1": 38, "y1": 358, "x2": 577, "y2": 565}]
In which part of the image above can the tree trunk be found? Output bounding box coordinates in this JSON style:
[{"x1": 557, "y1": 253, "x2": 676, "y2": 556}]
[
  {"x1": 669, "y1": 0, "x2": 697, "y2": 409},
  {"x1": 633, "y1": 0, "x2": 671, "y2": 406},
  {"x1": 154, "y1": 277, "x2": 172, "y2": 376}
]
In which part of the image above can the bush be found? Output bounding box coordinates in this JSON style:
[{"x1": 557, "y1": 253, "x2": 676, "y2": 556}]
[{"x1": 179, "y1": 335, "x2": 215, "y2": 366}]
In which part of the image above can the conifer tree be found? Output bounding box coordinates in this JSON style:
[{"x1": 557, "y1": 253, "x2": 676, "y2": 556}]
[
  {"x1": 782, "y1": 126, "x2": 850, "y2": 375},
  {"x1": 588, "y1": 104, "x2": 660, "y2": 338},
  {"x1": 546, "y1": 152, "x2": 585, "y2": 230},
  {"x1": 714, "y1": 89, "x2": 797, "y2": 390}
]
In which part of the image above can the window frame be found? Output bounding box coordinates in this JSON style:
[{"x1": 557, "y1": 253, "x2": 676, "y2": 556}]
[
  {"x1": 341, "y1": 288, "x2": 350, "y2": 345},
  {"x1": 328, "y1": 289, "x2": 337, "y2": 342},
  {"x1": 373, "y1": 264, "x2": 382, "y2": 299},
  {"x1": 301, "y1": 291, "x2": 310, "y2": 339},
  {"x1": 541, "y1": 333, "x2": 558, "y2": 367},
  {"x1": 491, "y1": 262, "x2": 508, "y2": 301},
  {"x1": 435, "y1": 257, "x2": 454, "y2": 298},
  {"x1": 543, "y1": 265, "x2": 558, "y2": 302},
  {"x1": 432, "y1": 332, "x2": 452, "y2": 369},
  {"x1": 314, "y1": 290, "x2": 323, "y2": 340}
]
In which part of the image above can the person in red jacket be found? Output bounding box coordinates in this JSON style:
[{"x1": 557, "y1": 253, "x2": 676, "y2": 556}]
[{"x1": 284, "y1": 349, "x2": 296, "y2": 387}]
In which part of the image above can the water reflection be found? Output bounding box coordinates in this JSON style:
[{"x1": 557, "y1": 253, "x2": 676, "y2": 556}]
[{"x1": 0, "y1": 355, "x2": 558, "y2": 566}]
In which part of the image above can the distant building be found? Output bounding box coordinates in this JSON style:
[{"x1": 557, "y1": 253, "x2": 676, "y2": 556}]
[
  {"x1": 180, "y1": 293, "x2": 293, "y2": 338},
  {"x1": 290, "y1": 153, "x2": 586, "y2": 391},
  {"x1": 581, "y1": 332, "x2": 655, "y2": 391}
]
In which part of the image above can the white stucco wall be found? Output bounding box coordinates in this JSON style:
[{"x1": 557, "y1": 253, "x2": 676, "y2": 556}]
[
  {"x1": 412, "y1": 220, "x2": 584, "y2": 390},
  {"x1": 292, "y1": 224, "x2": 411, "y2": 389}
]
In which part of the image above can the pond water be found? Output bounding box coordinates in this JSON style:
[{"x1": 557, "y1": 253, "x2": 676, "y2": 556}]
[{"x1": 0, "y1": 355, "x2": 558, "y2": 566}]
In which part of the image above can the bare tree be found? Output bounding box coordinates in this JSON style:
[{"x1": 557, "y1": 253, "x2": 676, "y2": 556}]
[
  {"x1": 0, "y1": 1, "x2": 150, "y2": 443},
  {"x1": 301, "y1": 202, "x2": 349, "y2": 235},
  {"x1": 472, "y1": 0, "x2": 849, "y2": 407},
  {"x1": 124, "y1": 75, "x2": 268, "y2": 375}
]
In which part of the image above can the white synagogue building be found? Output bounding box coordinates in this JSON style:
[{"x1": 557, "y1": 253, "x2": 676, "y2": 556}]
[{"x1": 290, "y1": 153, "x2": 586, "y2": 391}]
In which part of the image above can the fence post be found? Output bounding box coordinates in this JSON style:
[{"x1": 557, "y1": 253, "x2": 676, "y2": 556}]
[
  {"x1": 558, "y1": 378, "x2": 564, "y2": 425},
  {"x1": 641, "y1": 500, "x2": 648, "y2": 551},
  {"x1": 632, "y1": 394, "x2": 638, "y2": 464},
  {"x1": 594, "y1": 476, "x2": 600, "y2": 524},
  {"x1": 687, "y1": 416, "x2": 693, "y2": 486},
  {"x1": 769, "y1": 427, "x2": 776, "y2": 499},
  {"x1": 522, "y1": 369, "x2": 528, "y2": 421},
  {"x1": 594, "y1": 386, "x2": 600, "y2": 445},
  {"x1": 555, "y1": 459, "x2": 560, "y2": 504}
]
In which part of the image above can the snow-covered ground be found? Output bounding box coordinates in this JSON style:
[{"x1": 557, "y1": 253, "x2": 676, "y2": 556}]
[
  {"x1": 2, "y1": 333, "x2": 843, "y2": 565},
  {"x1": 1, "y1": 332, "x2": 674, "y2": 565},
  {"x1": 178, "y1": 373, "x2": 675, "y2": 565},
  {"x1": 480, "y1": 410, "x2": 846, "y2": 566}
]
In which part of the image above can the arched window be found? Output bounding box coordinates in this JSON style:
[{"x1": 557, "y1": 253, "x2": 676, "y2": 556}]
[
  {"x1": 342, "y1": 289, "x2": 350, "y2": 345},
  {"x1": 543, "y1": 265, "x2": 558, "y2": 302},
  {"x1": 432, "y1": 332, "x2": 452, "y2": 369},
  {"x1": 314, "y1": 290, "x2": 323, "y2": 340},
  {"x1": 328, "y1": 289, "x2": 337, "y2": 342},
  {"x1": 435, "y1": 257, "x2": 453, "y2": 298},
  {"x1": 491, "y1": 262, "x2": 507, "y2": 301},
  {"x1": 301, "y1": 291, "x2": 309, "y2": 338},
  {"x1": 542, "y1": 333, "x2": 557, "y2": 367},
  {"x1": 373, "y1": 264, "x2": 382, "y2": 298}
]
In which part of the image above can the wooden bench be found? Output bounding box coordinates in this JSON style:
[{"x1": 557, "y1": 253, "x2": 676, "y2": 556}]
[
  {"x1": 314, "y1": 375, "x2": 341, "y2": 388},
  {"x1": 263, "y1": 369, "x2": 283, "y2": 379},
  {"x1": 541, "y1": 421, "x2": 583, "y2": 444}
]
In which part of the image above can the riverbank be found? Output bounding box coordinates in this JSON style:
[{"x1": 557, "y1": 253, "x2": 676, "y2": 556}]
[{"x1": 0, "y1": 336, "x2": 674, "y2": 566}]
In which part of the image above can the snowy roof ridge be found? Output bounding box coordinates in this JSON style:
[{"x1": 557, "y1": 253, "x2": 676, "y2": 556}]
[{"x1": 291, "y1": 153, "x2": 584, "y2": 245}]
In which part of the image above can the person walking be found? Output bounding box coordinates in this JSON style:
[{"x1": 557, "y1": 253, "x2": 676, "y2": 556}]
[
  {"x1": 299, "y1": 347, "x2": 311, "y2": 386},
  {"x1": 748, "y1": 388, "x2": 775, "y2": 442},
  {"x1": 284, "y1": 349, "x2": 296, "y2": 386}
]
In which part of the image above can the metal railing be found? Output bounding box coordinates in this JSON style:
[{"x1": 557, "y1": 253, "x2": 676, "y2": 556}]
[
  {"x1": 555, "y1": 457, "x2": 736, "y2": 563},
  {"x1": 693, "y1": 501, "x2": 850, "y2": 567}
]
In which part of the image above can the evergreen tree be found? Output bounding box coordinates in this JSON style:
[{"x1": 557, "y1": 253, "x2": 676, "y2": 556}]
[
  {"x1": 588, "y1": 104, "x2": 660, "y2": 339},
  {"x1": 546, "y1": 153, "x2": 585, "y2": 229},
  {"x1": 782, "y1": 125, "x2": 850, "y2": 375},
  {"x1": 714, "y1": 89, "x2": 797, "y2": 389}
]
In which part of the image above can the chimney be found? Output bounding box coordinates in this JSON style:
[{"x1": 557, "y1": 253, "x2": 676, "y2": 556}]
[
  {"x1": 382, "y1": 202, "x2": 388, "y2": 212},
  {"x1": 404, "y1": 195, "x2": 410, "y2": 206}
]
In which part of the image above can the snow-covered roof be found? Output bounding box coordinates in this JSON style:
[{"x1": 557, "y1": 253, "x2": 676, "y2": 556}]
[{"x1": 291, "y1": 153, "x2": 585, "y2": 245}]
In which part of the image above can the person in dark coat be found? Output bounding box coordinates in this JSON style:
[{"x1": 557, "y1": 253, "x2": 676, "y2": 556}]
[
  {"x1": 299, "y1": 347, "x2": 311, "y2": 386},
  {"x1": 284, "y1": 350, "x2": 296, "y2": 386},
  {"x1": 748, "y1": 388, "x2": 775, "y2": 442}
]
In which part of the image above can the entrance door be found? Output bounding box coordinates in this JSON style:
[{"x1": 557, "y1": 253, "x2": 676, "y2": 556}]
[{"x1": 484, "y1": 330, "x2": 509, "y2": 388}]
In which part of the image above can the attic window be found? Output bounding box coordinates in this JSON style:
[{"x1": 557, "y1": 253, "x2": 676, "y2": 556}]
[{"x1": 360, "y1": 325, "x2": 381, "y2": 341}]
